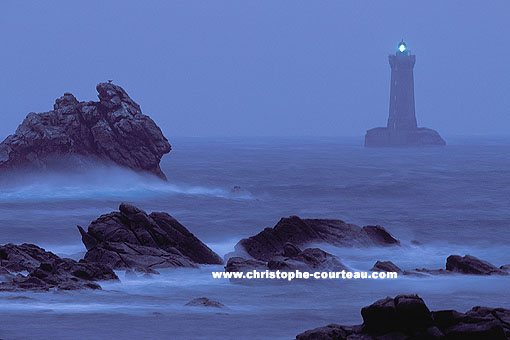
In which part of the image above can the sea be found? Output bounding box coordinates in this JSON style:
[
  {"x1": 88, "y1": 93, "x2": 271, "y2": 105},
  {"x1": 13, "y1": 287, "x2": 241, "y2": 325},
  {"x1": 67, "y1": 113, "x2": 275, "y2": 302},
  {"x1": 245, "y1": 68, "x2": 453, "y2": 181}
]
[{"x1": 0, "y1": 136, "x2": 509, "y2": 340}]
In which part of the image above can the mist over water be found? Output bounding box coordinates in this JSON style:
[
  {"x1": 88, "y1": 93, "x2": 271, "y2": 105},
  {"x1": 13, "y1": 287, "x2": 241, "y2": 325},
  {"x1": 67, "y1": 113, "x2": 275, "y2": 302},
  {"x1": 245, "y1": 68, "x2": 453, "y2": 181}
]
[{"x1": 1, "y1": 136, "x2": 510, "y2": 339}]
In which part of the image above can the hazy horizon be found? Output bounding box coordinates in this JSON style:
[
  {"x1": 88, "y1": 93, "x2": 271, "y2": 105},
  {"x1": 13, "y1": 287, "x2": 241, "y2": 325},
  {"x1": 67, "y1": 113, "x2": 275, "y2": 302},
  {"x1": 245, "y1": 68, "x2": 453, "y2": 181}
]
[{"x1": 1, "y1": 1, "x2": 509, "y2": 139}]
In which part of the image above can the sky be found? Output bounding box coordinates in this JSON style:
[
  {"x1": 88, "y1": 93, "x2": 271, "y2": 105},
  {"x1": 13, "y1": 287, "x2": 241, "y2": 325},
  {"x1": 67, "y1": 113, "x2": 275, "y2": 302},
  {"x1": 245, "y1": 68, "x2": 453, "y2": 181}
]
[{"x1": 1, "y1": 1, "x2": 509, "y2": 138}]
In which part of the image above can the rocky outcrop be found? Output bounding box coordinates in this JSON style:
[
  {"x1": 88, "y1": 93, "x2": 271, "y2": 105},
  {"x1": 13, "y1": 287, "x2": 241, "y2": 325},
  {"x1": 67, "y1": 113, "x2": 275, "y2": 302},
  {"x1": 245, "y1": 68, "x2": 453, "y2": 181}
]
[
  {"x1": 0, "y1": 82, "x2": 171, "y2": 179},
  {"x1": 416, "y1": 254, "x2": 508, "y2": 276},
  {"x1": 370, "y1": 261, "x2": 404, "y2": 274},
  {"x1": 296, "y1": 294, "x2": 510, "y2": 340},
  {"x1": 446, "y1": 255, "x2": 507, "y2": 275},
  {"x1": 0, "y1": 243, "x2": 118, "y2": 291},
  {"x1": 185, "y1": 297, "x2": 225, "y2": 308},
  {"x1": 370, "y1": 260, "x2": 426, "y2": 277},
  {"x1": 225, "y1": 243, "x2": 347, "y2": 279},
  {"x1": 365, "y1": 127, "x2": 446, "y2": 147},
  {"x1": 267, "y1": 244, "x2": 347, "y2": 272},
  {"x1": 235, "y1": 216, "x2": 399, "y2": 261},
  {"x1": 225, "y1": 257, "x2": 267, "y2": 273},
  {"x1": 78, "y1": 203, "x2": 223, "y2": 272}
]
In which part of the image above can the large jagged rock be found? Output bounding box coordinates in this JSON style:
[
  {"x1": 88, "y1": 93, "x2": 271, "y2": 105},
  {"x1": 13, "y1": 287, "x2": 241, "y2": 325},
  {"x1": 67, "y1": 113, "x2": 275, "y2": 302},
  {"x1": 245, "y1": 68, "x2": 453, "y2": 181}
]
[
  {"x1": 0, "y1": 82, "x2": 171, "y2": 179},
  {"x1": 235, "y1": 216, "x2": 399, "y2": 261},
  {"x1": 296, "y1": 295, "x2": 510, "y2": 340},
  {"x1": 0, "y1": 243, "x2": 118, "y2": 291},
  {"x1": 78, "y1": 203, "x2": 223, "y2": 271}
]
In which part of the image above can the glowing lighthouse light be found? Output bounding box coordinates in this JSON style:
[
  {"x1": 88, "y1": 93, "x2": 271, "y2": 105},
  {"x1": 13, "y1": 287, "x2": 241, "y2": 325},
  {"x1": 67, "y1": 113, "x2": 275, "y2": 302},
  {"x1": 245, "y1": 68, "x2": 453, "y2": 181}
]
[{"x1": 398, "y1": 42, "x2": 407, "y2": 53}]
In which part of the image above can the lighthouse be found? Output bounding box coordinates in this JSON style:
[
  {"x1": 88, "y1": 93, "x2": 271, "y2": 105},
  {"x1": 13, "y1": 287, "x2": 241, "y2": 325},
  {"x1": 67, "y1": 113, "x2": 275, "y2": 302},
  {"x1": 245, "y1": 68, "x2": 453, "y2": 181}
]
[{"x1": 365, "y1": 41, "x2": 445, "y2": 147}]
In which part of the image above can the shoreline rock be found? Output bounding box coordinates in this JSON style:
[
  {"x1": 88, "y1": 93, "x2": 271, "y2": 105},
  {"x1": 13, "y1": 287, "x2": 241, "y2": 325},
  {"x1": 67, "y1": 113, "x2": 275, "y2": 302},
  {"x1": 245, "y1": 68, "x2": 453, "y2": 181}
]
[
  {"x1": 235, "y1": 216, "x2": 399, "y2": 261},
  {"x1": 0, "y1": 243, "x2": 118, "y2": 291},
  {"x1": 78, "y1": 203, "x2": 223, "y2": 272},
  {"x1": 0, "y1": 82, "x2": 171, "y2": 179},
  {"x1": 296, "y1": 294, "x2": 510, "y2": 339}
]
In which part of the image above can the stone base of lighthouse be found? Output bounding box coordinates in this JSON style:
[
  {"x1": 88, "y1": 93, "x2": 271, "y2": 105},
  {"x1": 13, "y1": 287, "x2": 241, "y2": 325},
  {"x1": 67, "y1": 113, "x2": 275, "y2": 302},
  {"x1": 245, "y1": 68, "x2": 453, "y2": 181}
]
[{"x1": 365, "y1": 127, "x2": 446, "y2": 147}]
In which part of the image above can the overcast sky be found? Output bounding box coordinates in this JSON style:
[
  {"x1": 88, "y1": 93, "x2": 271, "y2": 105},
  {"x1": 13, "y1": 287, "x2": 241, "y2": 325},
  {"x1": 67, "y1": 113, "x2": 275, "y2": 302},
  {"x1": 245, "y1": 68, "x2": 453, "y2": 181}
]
[{"x1": 1, "y1": 1, "x2": 509, "y2": 139}]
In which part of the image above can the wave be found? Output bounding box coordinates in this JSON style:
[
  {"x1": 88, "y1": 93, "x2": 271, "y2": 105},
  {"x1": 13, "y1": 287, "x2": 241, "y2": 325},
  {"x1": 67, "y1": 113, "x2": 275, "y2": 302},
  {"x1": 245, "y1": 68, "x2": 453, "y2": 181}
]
[{"x1": 0, "y1": 164, "x2": 252, "y2": 202}]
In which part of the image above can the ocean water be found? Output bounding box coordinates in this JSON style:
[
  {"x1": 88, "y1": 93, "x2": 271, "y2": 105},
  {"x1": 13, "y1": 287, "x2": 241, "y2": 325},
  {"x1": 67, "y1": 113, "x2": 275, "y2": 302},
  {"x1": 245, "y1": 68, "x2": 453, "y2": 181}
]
[{"x1": 0, "y1": 136, "x2": 509, "y2": 340}]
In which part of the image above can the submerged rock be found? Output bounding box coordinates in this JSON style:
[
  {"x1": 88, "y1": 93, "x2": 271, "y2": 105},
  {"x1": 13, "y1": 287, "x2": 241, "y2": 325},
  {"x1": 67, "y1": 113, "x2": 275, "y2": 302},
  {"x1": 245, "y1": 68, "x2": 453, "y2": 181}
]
[
  {"x1": 296, "y1": 294, "x2": 510, "y2": 340},
  {"x1": 236, "y1": 216, "x2": 399, "y2": 261},
  {"x1": 78, "y1": 203, "x2": 223, "y2": 271},
  {"x1": 185, "y1": 297, "x2": 225, "y2": 308},
  {"x1": 0, "y1": 82, "x2": 171, "y2": 179},
  {"x1": 0, "y1": 243, "x2": 118, "y2": 291}
]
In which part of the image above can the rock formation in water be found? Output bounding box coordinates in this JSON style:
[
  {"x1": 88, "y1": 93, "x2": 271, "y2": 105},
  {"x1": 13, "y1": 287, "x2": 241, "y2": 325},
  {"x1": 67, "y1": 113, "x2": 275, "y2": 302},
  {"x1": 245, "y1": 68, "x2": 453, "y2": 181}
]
[
  {"x1": 0, "y1": 243, "x2": 118, "y2": 291},
  {"x1": 225, "y1": 243, "x2": 347, "y2": 276},
  {"x1": 78, "y1": 203, "x2": 223, "y2": 272},
  {"x1": 365, "y1": 41, "x2": 446, "y2": 147},
  {"x1": 185, "y1": 297, "x2": 225, "y2": 308},
  {"x1": 296, "y1": 294, "x2": 510, "y2": 340},
  {"x1": 415, "y1": 254, "x2": 509, "y2": 276},
  {"x1": 234, "y1": 216, "x2": 399, "y2": 262},
  {"x1": 0, "y1": 82, "x2": 171, "y2": 179},
  {"x1": 371, "y1": 254, "x2": 509, "y2": 277}
]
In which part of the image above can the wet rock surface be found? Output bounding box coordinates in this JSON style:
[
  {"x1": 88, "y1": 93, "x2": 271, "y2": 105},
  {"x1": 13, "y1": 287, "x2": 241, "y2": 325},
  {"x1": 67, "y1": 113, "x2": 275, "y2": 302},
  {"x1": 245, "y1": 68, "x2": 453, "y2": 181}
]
[
  {"x1": 235, "y1": 216, "x2": 399, "y2": 261},
  {"x1": 225, "y1": 243, "x2": 347, "y2": 279},
  {"x1": 79, "y1": 203, "x2": 223, "y2": 272},
  {"x1": 0, "y1": 82, "x2": 171, "y2": 179},
  {"x1": 0, "y1": 243, "x2": 118, "y2": 291},
  {"x1": 296, "y1": 295, "x2": 510, "y2": 340},
  {"x1": 185, "y1": 297, "x2": 225, "y2": 308},
  {"x1": 416, "y1": 254, "x2": 508, "y2": 276}
]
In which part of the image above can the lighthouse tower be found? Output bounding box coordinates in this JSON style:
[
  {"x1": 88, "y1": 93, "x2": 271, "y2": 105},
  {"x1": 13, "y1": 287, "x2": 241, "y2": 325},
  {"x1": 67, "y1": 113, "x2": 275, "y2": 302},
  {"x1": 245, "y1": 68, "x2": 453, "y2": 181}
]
[
  {"x1": 364, "y1": 41, "x2": 445, "y2": 147},
  {"x1": 387, "y1": 40, "x2": 418, "y2": 132}
]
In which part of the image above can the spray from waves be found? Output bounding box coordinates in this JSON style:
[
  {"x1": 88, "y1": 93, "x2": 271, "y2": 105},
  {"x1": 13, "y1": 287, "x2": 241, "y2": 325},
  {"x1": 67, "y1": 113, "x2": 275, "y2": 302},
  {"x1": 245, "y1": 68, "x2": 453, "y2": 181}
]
[{"x1": 0, "y1": 163, "x2": 253, "y2": 202}]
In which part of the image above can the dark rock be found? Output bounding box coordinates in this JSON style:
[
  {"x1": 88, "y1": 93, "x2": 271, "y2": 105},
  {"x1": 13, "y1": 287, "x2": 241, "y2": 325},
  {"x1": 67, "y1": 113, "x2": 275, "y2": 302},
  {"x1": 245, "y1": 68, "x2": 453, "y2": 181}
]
[
  {"x1": 79, "y1": 203, "x2": 223, "y2": 271},
  {"x1": 0, "y1": 82, "x2": 171, "y2": 179},
  {"x1": 236, "y1": 216, "x2": 399, "y2": 261},
  {"x1": 394, "y1": 294, "x2": 432, "y2": 331},
  {"x1": 225, "y1": 244, "x2": 347, "y2": 278},
  {"x1": 500, "y1": 265, "x2": 510, "y2": 273},
  {"x1": 225, "y1": 257, "x2": 266, "y2": 273},
  {"x1": 295, "y1": 324, "x2": 349, "y2": 340},
  {"x1": 416, "y1": 254, "x2": 508, "y2": 276},
  {"x1": 361, "y1": 297, "x2": 397, "y2": 334},
  {"x1": 282, "y1": 243, "x2": 302, "y2": 257},
  {"x1": 446, "y1": 255, "x2": 507, "y2": 275},
  {"x1": 296, "y1": 295, "x2": 510, "y2": 340},
  {"x1": 0, "y1": 244, "x2": 118, "y2": 291},
  {"x1": 370, "y1": 261, "x2": 426, "y2": 277},
  {"x1": 444, "y1": 322, "x2": 506, "y2": 340},
  {"x1": 268, "y1": 247, "x2": 347, "y2": 272},
  {"x1": 370, "y1": 261, "x2": 403, "y2": 274},
  {"x1": 0, "y1": 243, "x2": 59, "y2": 272},
  {"x1": 185, "y1": 297, "x2": 225, "y2": 308}
]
